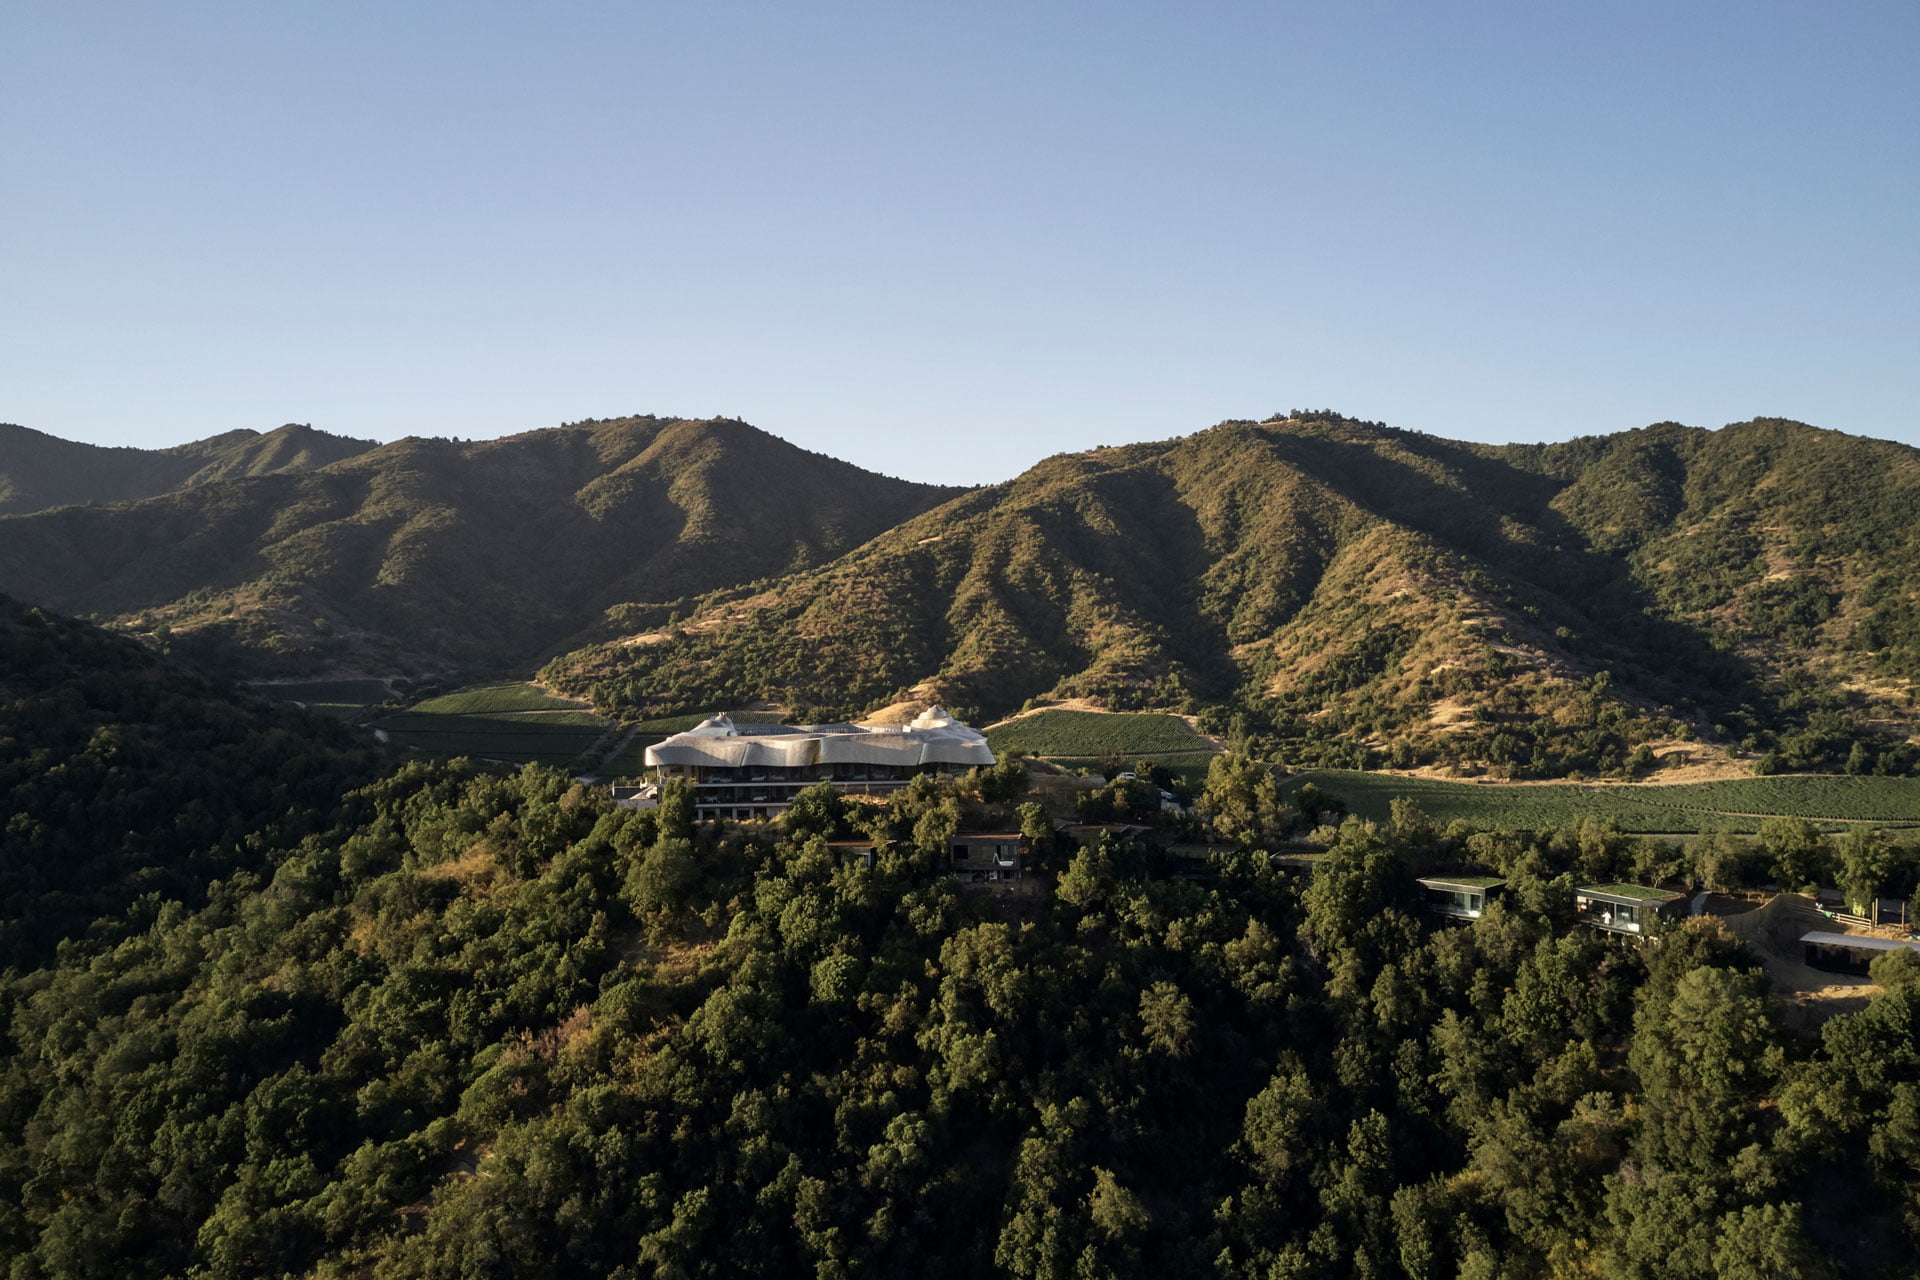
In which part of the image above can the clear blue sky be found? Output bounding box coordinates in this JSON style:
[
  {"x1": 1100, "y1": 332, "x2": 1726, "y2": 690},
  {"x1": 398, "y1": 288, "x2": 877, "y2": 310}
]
[{"x1": 4, "y1": 1, "x2": 1914, "y2": 484}]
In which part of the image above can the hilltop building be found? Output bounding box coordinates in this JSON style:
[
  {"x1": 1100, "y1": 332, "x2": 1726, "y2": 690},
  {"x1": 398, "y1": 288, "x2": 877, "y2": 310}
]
[{"x1": 645, "y1": 707, "x2": 995, "y2": 821}]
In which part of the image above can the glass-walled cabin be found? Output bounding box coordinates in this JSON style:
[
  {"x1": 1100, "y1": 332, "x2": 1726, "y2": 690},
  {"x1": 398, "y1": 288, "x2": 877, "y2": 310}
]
[
  {"x1": 1416, "y1": 876, "x2": 1504, "y2": 921},
  {"x1": 950, "y1": 833, "x2": 1023, "y2": 883},
  {"x1": 1575, "y1": 884, "x2": 1686, "y2": 935}
]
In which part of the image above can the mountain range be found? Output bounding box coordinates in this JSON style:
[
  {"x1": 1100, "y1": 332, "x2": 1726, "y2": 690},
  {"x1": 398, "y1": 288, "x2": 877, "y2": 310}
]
[
  {"x1": 4, "y1": 411, "x2": 1918, "y2": 778},
  {"x1": 0, "y1": 416, "x2": 961, "y2": 676},
  {"x1": 0, "y1": 421, "x2": 377, "y2": 516}
]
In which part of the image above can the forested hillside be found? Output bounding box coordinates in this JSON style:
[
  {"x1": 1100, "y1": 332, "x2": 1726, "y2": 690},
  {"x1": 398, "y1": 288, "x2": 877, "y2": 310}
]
[
  {"x1": 0, "y1": 422, "x2": 376, "y2": 516},
  {"x1": 3, "y1": 604, "x2": 1918, "y2": 1277},
  {"x1": 0, "y1": 417, "x2": 962, "y2": 677},
  {"x1": 3, "y1": 759, "x2": 1917, "y2": 1274},
  {"x1": 549, "y1": 414, "x2": 1920, "y2": 780},
  {"x1": 0, "y1": 595, "x2": 381, "y2": 965}
]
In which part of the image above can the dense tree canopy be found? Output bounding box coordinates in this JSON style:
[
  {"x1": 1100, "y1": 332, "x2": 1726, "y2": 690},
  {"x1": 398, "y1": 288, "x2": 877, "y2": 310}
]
[
  {"x1": 4, "y1": 605, "x2": 1919, "y2": 1276},
  {"x1": 3, "y1": 764, "x2": 1917, "y2": 1275}
]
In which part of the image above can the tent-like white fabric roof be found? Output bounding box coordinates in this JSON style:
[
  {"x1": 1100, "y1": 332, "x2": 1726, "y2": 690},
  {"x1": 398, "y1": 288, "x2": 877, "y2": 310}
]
[{"x1": 645, "y1": 707, "x2": 996, "y2": 770}]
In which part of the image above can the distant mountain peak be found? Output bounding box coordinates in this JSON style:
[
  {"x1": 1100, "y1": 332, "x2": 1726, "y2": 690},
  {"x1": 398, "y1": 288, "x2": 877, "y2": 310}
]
[{"x1": 0, "y1": 422, "x2": 379, "y2": 516}]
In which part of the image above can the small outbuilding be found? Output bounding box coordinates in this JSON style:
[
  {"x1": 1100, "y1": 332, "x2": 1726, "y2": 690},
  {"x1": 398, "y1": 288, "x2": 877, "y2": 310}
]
[
  {"x1": 1272, "y1": 851, "x2": 1325, "y2": 876},
  {"x1": 1800, "y1": 930, "x2": 1920, "y2": 977},
  {"x1": 827, "y1": 839, "x2": 878, "y2": 870},
  {"x1": 1417, "y1": 875, "x2": 1505, "y2": 921},
  {"x1": 1575, "y1": 884, "x2": 1687, "y2": 936},
  {"x1": 950, "y1": 832, "x2": 1024, "y2": 883},
  {"x1": 1165, "y1": 842, "x2": 1222, "y2": 881}
]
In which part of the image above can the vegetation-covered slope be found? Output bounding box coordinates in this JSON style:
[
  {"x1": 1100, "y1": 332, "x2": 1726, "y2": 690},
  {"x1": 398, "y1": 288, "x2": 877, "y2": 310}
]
[
  {"x1": 2, "y1": 602, "x2": 1917, "y2": 1277},
  {"x1": 0, "y1": 595, "x2": 381, "y2": 966},
  {"x1": 0, "y1": 417, "x2": 962, "y2": 677},
  {"x1": 3, "y1": 760, "x2": 1917, "y2": 1276},
  {"x1": 550, "y1": 414, "x2": 1920, "y2": 779},
  {"x1": 0, "y1": 421, "x2": 376, "y2": 515}
]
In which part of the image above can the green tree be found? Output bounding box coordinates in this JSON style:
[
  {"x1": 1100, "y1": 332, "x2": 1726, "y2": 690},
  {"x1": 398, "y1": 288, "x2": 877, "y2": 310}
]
[
  {"x1": 1138, "y1": 981, "x2": 1195, "y2": 1058},
  {"x1": 1200, "y1": 754, "x2": 1290, "y2": 844},
  {"x1": 1835, "y1": 827, "x2": 1895, "y2": 916},
  {"x1": 1756, "y1": 818, "x2": 1827, "y2": 891}
]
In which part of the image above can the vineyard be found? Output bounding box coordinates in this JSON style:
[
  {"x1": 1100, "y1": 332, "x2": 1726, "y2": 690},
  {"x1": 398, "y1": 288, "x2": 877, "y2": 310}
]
[
  {"x1": 1293, "y1": 770, "x2": 1920, "y2": 833},
  {"x1": 370, "y1": 682, "x2": 612, "y2": 767},
  {"x1": 986, "y1": 710, "x2": 1215, "y2": 759},
  {"x1": 406, "y1": 682, "x2": 592, "y2": 715}
]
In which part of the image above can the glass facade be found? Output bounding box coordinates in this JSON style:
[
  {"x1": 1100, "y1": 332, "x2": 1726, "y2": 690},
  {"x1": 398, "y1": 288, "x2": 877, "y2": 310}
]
[{"x1": 653, "y1": 761, "x2": 970, "y2": 820}]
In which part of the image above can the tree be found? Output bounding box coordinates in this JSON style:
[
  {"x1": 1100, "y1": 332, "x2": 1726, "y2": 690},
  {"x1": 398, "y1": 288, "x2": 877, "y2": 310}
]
[
  {"x1": 1138, "y1": 982, "x2": 1195, "y2": 1058},
  {"x1": 1710, "y1": 1203, "x2": 1832, "y2": 1280},
  {"x1": 1756, "y1": 818, "x2": 1827, "y2": 891},
  {"x1": 1869, "y1": 947, "x2": 1920, "y2": 990},
  {"x1": 655, "y1": 778, "x2": 697, "y2": 842},
  {"x1": 1240, "y1": 1055, "x2": 1320, "y2": 1180},
  {"x1": 1630, "y1": 965, "x2": 1783, "y2": 1174},
  {"x1": 976, "y1": 759, "x2": 1030, "y2": 804},
  {"x1": 781, "y1": 782, "x2": 845, "y2": 843},
  {"x1": 1835, "y1": 827, "x2": 1895, "y2": 916},
  {"x1": 1200, "y1": 754, "x2": 1291, "y2": 844},
  {"x1": 628, "y1": 836, "x2": 699, "y2": 913}
]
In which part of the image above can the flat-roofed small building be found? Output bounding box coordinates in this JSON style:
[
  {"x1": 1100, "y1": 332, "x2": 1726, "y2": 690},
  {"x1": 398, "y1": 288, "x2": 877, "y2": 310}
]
[
  {"x1": 1575, "y1": 884, "x2": 1688, "y2": 935},
  {"x1": 1800, "y1": 930, "x2": 1920, "y2": 977},
  {"x1": 827, "y1": 839, "x2": 879, "y2": 871},
  {"x1": 1166, "y1": 842, "x2": 1223, "y2": 880},
  {"x1": 1417, "y1": 875, "x2": 1505, "y2": 921},
  {"x1": 950, "y1": 832, "x2": 1023, "y2": 883},
  {"x1": 645, "y1": 707, "x2": 994, "y2": 821}
]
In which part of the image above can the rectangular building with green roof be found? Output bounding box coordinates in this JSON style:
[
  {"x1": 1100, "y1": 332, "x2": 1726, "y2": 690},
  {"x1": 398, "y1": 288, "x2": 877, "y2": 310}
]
[{"x1": 1576, "y1": 883, "x2": 1688, "y2": 935}]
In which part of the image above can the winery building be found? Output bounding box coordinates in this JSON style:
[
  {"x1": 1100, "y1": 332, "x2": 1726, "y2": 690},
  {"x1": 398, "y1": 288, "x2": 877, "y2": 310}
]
[{"x1": 645, "y1": 707, "x2": 996, "y2": 821}]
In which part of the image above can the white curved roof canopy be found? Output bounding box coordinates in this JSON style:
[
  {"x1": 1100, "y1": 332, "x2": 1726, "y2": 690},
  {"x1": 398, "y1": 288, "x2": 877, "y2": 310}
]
[{"x1": 645, "y1": 707, "x2": 995, "y2": 770}]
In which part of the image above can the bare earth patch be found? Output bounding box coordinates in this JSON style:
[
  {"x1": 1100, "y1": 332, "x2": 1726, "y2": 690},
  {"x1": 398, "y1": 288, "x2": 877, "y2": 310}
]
[
  {"x1": 1378, "y1": 740, "x2": 1754, "y2": 787},
  {"x1": 1761, "y1": 954, "x2": 1878, "y2": 1032},
  {"x1": 1704, "y1": 893, "x2": 1885, "y2": 1029}
]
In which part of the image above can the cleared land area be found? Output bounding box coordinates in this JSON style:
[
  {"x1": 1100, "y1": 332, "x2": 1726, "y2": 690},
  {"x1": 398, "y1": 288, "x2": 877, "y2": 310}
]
[
  {"x1": 1293, "y1": 770, "x2": 1920, "y2": 833},
  {"x1": 986, "y1": 710, "x2": 1216, "y2": 759}
]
